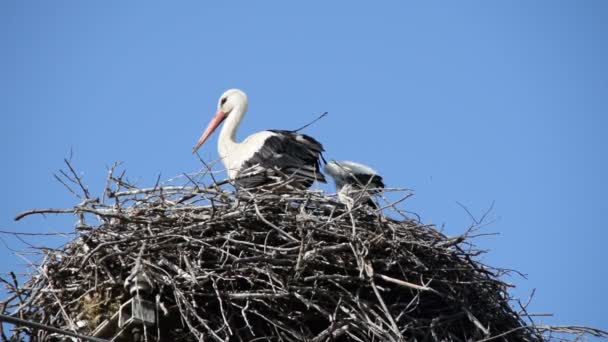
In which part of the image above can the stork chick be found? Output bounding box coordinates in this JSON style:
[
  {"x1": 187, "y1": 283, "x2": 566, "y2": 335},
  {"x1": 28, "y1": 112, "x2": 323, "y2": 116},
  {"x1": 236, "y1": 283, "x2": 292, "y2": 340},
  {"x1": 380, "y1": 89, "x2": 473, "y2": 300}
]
[{"x1": 324, "y1": 160, "x2": 384, "y2": 208}]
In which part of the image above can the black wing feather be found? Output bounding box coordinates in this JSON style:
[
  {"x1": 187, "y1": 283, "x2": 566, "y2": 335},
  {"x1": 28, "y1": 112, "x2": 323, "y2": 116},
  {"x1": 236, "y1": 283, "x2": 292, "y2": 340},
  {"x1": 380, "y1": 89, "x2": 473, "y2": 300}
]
[
  {"x1": 236, "y1": 130, "x2": 326, "y2": 189},
  {"x1": 352, "y1": 173, "x2": 385, "y2": 189}
]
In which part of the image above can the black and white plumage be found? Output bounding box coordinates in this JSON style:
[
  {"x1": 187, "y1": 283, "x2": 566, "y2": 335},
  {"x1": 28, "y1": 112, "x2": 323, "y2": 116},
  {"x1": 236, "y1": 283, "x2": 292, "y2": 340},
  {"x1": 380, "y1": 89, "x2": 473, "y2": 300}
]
[
  {"x1": 193, "y1": 89, "x2": 326, "y2": 189},
  {"x1": 237, "y1": 129, "x2": 326, "y2": 188},
  {"x1": 324, "y1": 160, "x2": 384, "y2": 207}
]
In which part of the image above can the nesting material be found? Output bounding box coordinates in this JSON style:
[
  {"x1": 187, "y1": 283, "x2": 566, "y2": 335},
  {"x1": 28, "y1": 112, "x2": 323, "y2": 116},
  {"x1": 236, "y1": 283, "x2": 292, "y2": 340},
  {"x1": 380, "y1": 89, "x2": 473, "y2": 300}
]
[{"x1": 4, "y1": 165, "x2": 605, "y2": 342}]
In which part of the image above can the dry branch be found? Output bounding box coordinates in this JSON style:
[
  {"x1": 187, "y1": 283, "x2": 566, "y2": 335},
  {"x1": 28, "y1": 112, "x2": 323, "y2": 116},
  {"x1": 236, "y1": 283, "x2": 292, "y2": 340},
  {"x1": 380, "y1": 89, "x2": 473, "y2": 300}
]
[{"x1": 2, "y1": 163, "x2": 606, "y2": 342}]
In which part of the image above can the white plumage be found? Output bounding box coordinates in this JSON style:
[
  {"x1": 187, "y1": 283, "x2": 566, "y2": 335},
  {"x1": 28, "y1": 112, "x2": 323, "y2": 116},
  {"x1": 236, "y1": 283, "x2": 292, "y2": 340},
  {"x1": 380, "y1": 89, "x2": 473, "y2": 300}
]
[
  {"x1": 193, "y1": 89, "x2": 326, "y2": 189},
  {"x1": 324, "y1": 160, "x2": 384, "y2": 207}
]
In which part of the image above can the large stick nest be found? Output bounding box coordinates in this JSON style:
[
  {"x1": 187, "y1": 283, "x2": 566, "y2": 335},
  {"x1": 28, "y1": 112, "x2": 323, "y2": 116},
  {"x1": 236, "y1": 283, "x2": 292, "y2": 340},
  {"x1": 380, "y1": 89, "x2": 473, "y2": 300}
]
[{"x1": 3, "y1": 163, "x2": 606, "y2": 342}]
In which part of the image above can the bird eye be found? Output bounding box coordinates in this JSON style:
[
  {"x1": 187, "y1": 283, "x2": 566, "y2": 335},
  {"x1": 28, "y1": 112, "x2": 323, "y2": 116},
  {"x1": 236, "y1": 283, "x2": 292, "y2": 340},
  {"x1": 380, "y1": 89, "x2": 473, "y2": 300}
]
[{"x1": 221, "y1": 97, "x2": 227, "y2": 105}]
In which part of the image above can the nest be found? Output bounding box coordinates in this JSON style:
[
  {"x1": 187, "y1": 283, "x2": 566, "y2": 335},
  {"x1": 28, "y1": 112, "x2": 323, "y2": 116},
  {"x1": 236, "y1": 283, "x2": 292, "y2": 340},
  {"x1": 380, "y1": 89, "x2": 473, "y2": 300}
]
[{"x1": 3, "y1": 163, "x2": 606, "y2": 342}]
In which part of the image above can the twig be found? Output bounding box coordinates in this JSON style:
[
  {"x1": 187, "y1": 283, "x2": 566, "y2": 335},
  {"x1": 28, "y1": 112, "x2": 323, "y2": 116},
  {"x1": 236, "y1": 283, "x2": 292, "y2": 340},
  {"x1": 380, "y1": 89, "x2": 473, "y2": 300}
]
[
  {"x1": 0, "y1": 314, "x2": 109, "y2": 342},
  {"x1": 292, "y1": 112, "x2": 328, "y2": 132}
]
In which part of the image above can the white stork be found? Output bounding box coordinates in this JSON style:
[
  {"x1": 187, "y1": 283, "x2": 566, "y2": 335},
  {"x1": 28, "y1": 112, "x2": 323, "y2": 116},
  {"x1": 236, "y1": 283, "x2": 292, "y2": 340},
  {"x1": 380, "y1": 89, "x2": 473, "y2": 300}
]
[
  {"x1": 192, "y1": 89, "x2": 326, "y2": 189},
  {"x1": 324, "y1": 160, "x2": 384, "y2": 207}
]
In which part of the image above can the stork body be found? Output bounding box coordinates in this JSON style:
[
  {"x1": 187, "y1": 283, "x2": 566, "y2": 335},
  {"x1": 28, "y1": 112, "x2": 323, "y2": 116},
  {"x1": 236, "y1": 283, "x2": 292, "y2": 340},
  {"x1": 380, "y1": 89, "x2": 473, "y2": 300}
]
[
  {"x1": 193, "y1": 89, "x2": 326, "y2": 189},
  {"x1": 324, "y1": 160, "x2": 384, "y2": 207}
]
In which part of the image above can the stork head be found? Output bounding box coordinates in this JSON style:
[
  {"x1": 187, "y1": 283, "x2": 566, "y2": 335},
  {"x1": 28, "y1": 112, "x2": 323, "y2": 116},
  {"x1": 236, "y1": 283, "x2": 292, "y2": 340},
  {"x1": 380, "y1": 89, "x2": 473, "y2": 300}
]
[
  {"x1": 324, "y1": 160, "x2": 383, "y2": 190},
  {"x1": 217, "y1": 89, "x2": 248, "y2": 115},
  {"x1": 193, "y1": 89, "x2": 248, "y2": 153}
]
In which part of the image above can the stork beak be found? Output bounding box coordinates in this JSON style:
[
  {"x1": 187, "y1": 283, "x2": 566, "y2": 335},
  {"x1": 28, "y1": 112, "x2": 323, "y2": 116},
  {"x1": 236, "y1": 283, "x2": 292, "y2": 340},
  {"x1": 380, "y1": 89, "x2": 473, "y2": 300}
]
[{"x1": 192, "y1": 110, "x2": 226, "y2": 153}]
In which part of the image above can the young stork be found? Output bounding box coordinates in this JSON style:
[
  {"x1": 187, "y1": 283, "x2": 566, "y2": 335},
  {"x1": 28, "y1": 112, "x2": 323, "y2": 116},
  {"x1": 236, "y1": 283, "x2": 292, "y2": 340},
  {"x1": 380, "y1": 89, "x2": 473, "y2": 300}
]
[
  {"x1": 324, "y1": 160, "x2": 384, "y2": 208},
  {"x1": 193, "y1": 89, "x2": 326, "y2": 189}
]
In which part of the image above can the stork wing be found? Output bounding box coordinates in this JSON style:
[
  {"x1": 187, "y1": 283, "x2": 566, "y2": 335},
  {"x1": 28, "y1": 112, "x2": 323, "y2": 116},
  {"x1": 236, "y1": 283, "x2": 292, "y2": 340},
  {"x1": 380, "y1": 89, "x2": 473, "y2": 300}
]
[{"x1": 236, "y1": 130, "x2": 326, "y2": 189}]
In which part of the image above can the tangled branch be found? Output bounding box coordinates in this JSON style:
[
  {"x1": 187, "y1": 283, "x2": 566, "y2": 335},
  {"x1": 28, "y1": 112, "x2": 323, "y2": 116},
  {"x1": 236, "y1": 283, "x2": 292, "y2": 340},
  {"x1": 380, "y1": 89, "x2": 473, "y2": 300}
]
[{"x1": 2, "y1": 162, "x2": 605, "y2": 342}]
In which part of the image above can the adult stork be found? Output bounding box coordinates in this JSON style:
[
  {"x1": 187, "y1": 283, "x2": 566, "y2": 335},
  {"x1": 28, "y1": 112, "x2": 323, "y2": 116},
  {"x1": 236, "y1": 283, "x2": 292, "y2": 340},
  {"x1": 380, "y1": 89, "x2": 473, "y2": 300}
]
[
  {"x1": 324, "y1": 160, "x2": 384, "y2": 208},
  {"x1": 193, "y1": 89, "x2": 326, "y2": 189}
]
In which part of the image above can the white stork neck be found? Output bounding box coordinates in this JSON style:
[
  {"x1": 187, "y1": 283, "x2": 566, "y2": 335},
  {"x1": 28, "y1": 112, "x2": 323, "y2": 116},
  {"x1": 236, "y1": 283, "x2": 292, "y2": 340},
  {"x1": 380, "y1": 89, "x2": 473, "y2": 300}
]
[{"x1": 218, "y1": 104, "x2": 246, "y2": 159}]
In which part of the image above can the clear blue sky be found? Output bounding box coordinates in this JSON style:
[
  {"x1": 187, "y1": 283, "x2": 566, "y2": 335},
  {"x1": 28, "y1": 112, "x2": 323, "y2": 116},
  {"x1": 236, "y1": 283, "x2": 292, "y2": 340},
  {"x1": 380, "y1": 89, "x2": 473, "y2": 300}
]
[{"x1": 1, "y1": 1, "x2": 607, "y2": 337}]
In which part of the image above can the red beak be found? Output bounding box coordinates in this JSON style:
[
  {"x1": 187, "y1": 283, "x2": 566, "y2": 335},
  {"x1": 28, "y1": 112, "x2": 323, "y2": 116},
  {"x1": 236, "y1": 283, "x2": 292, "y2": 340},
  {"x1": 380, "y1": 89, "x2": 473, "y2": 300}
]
[{"x1": 192, "y1": 110, "x2": 226, "y2": 153}]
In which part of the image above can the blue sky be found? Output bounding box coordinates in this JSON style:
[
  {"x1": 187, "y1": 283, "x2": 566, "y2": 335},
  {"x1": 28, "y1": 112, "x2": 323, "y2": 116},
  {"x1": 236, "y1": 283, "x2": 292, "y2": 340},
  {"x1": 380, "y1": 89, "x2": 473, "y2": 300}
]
[{"x1": 1, "y1": 0, "x2": 607, "y2": 338}]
